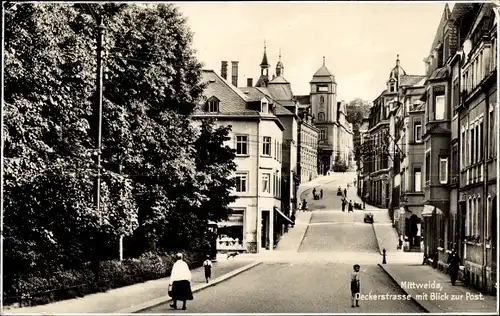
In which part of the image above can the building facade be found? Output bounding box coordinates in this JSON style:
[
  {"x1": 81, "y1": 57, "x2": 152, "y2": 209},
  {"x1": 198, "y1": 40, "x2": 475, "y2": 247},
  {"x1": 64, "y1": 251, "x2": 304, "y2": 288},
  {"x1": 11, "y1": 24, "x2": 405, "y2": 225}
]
[
  {"x1": 418, "y1": 2, "x2": 497, "y2": 294},
  {"x1": 193, "y1": 69, "x2": 293, "y2": 254},
  {"x1": 356, "y1": 118, "x2": 370, "y2": 197}
]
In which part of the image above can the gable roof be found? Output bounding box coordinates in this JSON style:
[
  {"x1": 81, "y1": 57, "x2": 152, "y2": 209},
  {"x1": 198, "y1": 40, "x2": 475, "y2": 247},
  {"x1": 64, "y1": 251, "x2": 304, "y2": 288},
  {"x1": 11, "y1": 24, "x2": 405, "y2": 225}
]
[
  {"x1": 429, "y1": 4, "x2": 451, "y2": 54},
  {"x1": 295, "y1": 95, "x2": 311, "y2": 106},
  {"x1": 400, "y1": 75, "x2": 426, "y2": 87},
  {"x1": 238, "y1": 86, "x2": 294, "y2": 116},
  {"x1": 196, "y1": 70, "x2": 249, "y2": 113}
]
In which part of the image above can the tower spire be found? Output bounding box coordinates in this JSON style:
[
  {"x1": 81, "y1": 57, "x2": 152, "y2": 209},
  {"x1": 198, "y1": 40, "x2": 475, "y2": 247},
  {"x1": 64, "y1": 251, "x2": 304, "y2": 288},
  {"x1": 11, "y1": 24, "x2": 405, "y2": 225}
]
[
  {"x1": 323, "y1": 56, "x2": 325, "y2": 65},
  {"x1": 279, "y1": 48, "x2": 281, "y2": 60},
  {"x1": 396, "y1": 54, "x2": 400, "y2": 66}
]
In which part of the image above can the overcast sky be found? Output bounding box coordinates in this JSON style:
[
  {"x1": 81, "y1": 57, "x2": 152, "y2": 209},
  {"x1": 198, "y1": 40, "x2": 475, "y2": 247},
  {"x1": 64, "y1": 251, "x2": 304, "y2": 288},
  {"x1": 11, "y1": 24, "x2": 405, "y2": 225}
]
[{"x1": 175, "y1": 1, "x2": 450, "y2": 103}]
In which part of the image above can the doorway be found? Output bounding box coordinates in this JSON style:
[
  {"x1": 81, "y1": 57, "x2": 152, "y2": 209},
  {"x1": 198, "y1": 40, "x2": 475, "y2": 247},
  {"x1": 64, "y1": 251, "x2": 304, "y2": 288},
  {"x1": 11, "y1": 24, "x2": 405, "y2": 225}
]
[
  {"x1": 261, "y1": 211, "x2": 270, "y2": 250},
  {"x1": 458, "y1": 202, "x2": 466, "y2": 262}
]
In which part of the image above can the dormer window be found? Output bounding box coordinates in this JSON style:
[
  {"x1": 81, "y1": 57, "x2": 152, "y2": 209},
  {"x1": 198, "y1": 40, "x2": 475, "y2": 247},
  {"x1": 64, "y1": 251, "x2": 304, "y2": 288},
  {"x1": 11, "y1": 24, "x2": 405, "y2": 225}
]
[
  {"x1": 390, "y1": 83, "x2": 396, "y2": 92},
  {"x1": 206, "y1": 96, "x2": 220, "y2": 113},
  {"x1": 261, "y1": 100, "x2": 269, "y2": 113}
]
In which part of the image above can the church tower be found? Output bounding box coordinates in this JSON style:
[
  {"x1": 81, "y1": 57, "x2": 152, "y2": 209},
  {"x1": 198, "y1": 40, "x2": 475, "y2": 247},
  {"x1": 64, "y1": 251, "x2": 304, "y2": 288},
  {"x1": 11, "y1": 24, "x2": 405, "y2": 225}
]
[
  {"x1": 255, "y1": 40, "x2": 271, "y2": 87},
  {"x1": 310, "y1": 57, "x2": 338, "y2": 172},
  {"x1": 276, "y1": 49, "x2": 284, "y2": 77}
]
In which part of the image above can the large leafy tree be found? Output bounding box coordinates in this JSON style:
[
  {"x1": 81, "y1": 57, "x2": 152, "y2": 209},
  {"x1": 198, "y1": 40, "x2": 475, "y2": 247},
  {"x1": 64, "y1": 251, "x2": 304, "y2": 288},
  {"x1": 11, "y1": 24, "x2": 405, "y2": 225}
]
[
  {"x1": 346, "y1": 98, "x2": 372, "y2": 167},
  {"x1": 3, "y1": 2, "x2": 217, "y2": 281}
]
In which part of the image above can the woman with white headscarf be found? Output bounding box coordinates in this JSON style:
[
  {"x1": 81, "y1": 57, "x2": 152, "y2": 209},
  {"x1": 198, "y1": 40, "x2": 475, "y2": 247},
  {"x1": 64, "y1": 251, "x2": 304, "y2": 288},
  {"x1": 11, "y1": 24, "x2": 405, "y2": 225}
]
[{"x1": 168, "y1": 253, "x2": 193, "y2": 310}]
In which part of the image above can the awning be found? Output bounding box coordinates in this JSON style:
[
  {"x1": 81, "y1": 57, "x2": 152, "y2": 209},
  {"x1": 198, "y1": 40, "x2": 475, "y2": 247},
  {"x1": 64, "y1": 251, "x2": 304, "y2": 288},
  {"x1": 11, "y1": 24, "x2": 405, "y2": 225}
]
[
  {"x1": 434, "y1": 207, "x2": 444, "y2": 216},
  {"x1": 274, "y1": 207, "x2": 294, "y2": 225},
  {"x1": 422, "y1": 205, "x2": 435, "y2": 217},
  {"x1": 217, "y1": 221, "x2": 243, "y2": 228}
]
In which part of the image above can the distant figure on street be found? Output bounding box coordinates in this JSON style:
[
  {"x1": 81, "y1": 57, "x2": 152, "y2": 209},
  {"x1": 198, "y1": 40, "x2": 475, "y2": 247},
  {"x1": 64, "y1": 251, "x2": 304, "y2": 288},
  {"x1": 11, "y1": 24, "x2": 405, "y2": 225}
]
[
  {"x1": 344, "y1": 188, "x2": 347, "y2": 197},
  {"x1": 320, "y1": 189, "x2": 323, "y2": 199},
  {"x1": 169, "y1": 253, "x2": 193, "y2": 310},
  {"x1": 291, "y1": 213, "x2": 296, "y2": 227},
  {"x1": 312, "y1": 187, "x2": 317, "y2": 197},
  {"x1": 342, "y1": 198, "x2": 346, "y2": 212},
  {"x1": 447, "y1": 250, "x2": 461, "y2": 286},
  {"x1": 351, "y1": 264, "x2": 361, "y2": 308},
  {"x1": 348, "y1": 200, "x2": 354, "y2": 213},
  {"x1": 302, "y1": 199, "x2": 308, "y2": 211},
  {"x1": 203, "y1": 255, "x2": 212, "y2": 283},
  {"x1": 398, "y1": 235, "x2": 404, "y2": 250}
]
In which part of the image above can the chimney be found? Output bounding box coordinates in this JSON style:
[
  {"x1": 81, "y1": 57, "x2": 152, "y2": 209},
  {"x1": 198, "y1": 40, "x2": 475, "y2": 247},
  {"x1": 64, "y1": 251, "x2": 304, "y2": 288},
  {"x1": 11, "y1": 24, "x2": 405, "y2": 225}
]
[
  {"x1": 231, "y1": 61, "x2": 239, "y2": 87},
  {"x1": 247, "y1": 78, "x2": 253, "y2": 87},
  {"x1": 221, "y1": 61, "x2": 228, "y2": 80}
]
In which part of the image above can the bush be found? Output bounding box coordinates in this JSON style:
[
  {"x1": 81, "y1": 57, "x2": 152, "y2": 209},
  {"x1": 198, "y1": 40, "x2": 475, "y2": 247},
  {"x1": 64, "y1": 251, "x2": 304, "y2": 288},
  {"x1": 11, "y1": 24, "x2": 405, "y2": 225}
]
[{"x1": 3, "y1": 251, "x2": 202, "y2": 308}]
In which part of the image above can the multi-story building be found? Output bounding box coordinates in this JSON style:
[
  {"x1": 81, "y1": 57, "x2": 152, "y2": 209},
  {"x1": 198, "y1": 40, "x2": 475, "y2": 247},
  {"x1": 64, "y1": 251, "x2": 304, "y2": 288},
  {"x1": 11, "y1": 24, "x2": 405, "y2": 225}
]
[
  {"x1": 393, "y1": 77, "x2": 426, "y2": 251},
  {"x1": 363, "y1": 92, "x2": 390, "y2": 208},
  {"x1": 455, "y1": 3, "x2": 497, "y2": 293},
  {"x1": 356, "y1": 117, "x2": 370, "y2": 197},
  {"x1": 297, "y1": 106, "x2": 319, "y2": 184},
  {"x1": 296, "y1": 58, "x2": 353, "y2": 174},
  {"x1": 192, "y1": 69, "x2": 294, "y2": 253}
]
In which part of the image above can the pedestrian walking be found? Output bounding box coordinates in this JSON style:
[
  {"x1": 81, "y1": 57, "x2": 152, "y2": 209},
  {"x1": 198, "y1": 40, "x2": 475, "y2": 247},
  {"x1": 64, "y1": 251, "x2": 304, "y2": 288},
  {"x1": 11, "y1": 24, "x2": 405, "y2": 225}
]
[
  {"x1": 203, "y1": 255, "x2": 212, "y2": 283},
  {"x1": 350, "y1": 264, "x2": 361, "y2": 308},
  {"x1": 302, "y1": 199, "x2": 308, "y2": 211},
  {"x1": 344, "y1": 188, "x2": 347, "y2": 197},
  {"x1": 348, "y1": 200, "x2": 354, "y2": 213},
  {"x1": 320, "y1": 189, "x2": 323, "y2": 199},
  {"x1": 341, "y1": 198, "x2": 346, "y2": 212},
  {"x1": 168, "y1": 253, "x2": 193, "y2": 310},
  {"x1": 447, "y1": 249, "x2": 461, "y2": 286},
  {"x1": 312, "y1": 187, "x2": 317, "y2": 197}
]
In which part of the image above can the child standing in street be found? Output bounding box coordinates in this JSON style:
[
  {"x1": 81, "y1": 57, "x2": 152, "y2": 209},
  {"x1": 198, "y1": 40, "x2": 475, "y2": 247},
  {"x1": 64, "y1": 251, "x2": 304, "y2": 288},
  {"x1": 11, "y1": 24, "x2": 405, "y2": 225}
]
[
  {"x1": 203, "y1": 255, "x2": 212, "y2": 283},
  {"x1": 350, "y1": 264, "x2": 361, "y2": 308}
]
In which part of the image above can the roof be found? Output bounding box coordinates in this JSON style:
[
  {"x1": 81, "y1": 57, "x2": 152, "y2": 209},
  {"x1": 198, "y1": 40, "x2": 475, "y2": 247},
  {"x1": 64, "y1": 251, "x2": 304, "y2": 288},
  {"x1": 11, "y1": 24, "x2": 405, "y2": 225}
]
[
  {"x1": 295, "y1": 95, "x2": 311, "y2": 105},
  {"x1": 429, "y1": 4, "x2": 451, "y2": 54},
  {"x1": 311, "y1": 61, "x2": 336, "y2": 83},
  {"x1": 260, "y1": 48, "x2": 270, "y2": 67},
  {"x1": 428, "y1": 66, "x2": 448, "y2": 81},
  {"x1": 237, "y1": 86, "x2": 294, "y2": 116},
  {"x1": 267, "y1": 81, "x2": 294, "y2": 101},
  {"x1": 400, "y1": 75, "x2": 426, "y2": 87},
  {"x1": 269, "y1": 76, "x2": 288, "y2": 84}
]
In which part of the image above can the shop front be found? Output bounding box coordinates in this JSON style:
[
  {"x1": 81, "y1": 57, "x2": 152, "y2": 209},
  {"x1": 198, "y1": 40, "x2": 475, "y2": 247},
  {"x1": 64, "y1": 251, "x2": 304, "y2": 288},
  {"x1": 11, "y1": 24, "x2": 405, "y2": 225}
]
[
  {"x1": 422, "y1": 204, "x2": 444, "y2": 266},
  {"x1": 217, "y1": 209, "x2": 245, "y2": 252}
]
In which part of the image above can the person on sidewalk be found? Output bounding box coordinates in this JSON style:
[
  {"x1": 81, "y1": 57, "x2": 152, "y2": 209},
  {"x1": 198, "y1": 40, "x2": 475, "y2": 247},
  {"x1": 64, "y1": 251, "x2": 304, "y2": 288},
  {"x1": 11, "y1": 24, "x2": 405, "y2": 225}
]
[
  {"x1": 350, "y1": 264, "x2": 361, "y2": 308},
  {"x1": 302, "y1": 199, "x2": 308, "y2": 211},
  {"x1": 168, "y1": 253, "x2": 193, "y2": 310},
  {"x1": 342, "y1": 198, "x2": 346, "y2": 212},
  {"x1": 203, "y1": 255, "x2": 212, "y2": 283},
  {"x1": 348, "y1": 200, "x2": 354, "y2": 213},
  {"x1": 291, "y1": 213, "x2": 296, "y2": 227},
  {"x1": 320, "y1": 189, "x2": 323, "y2": 199},
  {"x1": 447, "y1": 250, "x2": 461, "y2": 286},
  {"x1": 312, "y1": 187, "x2": 317, "y2": 197}
]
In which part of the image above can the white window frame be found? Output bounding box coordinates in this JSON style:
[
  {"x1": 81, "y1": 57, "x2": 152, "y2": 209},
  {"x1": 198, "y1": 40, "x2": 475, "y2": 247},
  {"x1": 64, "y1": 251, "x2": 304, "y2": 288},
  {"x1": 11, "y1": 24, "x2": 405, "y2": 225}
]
[
  {"x1": 414, "y1": 123, "x2": 422, "y2": 142},
  {"x1": 261, "y1": 101, "x2": 269, "y2": 114},
  {"x1": 262, "y1": 173, "x2": 271, "y2": 193},
  {"x1": 476, "y1": 197, "x2": 480, "y2": 237},
  {"x1": 235, "y1": 135, "x2": 249, "y2": 156},
  {"x1": 235, "y1": 172, "x2": 248, "y2": 193},
  {"x1": 414, "y1": 169, "x2": 422, "y2": 192},
  {"x1": 262, "y1": 136, "x2": 271, "y2": 156},
  {"x1": 467, "y1": 197, "x2": 471, "y2": 236},
  {"x1": 435, "y1": 95, "x2": 445, "y2": 120},
  {"x1": 208, "y1": 100, "x2": 219, "y2": 112},
  {"x1": 439, "y1": 157, "x2": 448, "y2": 184}
]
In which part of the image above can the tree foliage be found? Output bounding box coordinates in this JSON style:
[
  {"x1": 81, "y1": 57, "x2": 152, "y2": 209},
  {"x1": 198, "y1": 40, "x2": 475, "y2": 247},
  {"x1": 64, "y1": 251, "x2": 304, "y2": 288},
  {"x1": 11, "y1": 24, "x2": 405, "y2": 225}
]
[
  {"x1": 346, "y1": 98, "x2": 371, "y2": 129},
  {"x1": 3, "y1": 3, "x2": 236, "y2": 284}
]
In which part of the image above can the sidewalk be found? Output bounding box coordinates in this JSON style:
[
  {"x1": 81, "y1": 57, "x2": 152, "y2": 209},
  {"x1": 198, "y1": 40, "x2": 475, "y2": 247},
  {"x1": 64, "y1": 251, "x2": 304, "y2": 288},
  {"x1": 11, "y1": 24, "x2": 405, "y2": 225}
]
[
  {"x1": 274, "y1": 210, "x2": 312, "y2": 253},
  {"x1": 5, "y1": 260, "x2": 256, "y2": 314},
  {"x1": 379, "y1": 264, "x2": 498, "y2": 313}
]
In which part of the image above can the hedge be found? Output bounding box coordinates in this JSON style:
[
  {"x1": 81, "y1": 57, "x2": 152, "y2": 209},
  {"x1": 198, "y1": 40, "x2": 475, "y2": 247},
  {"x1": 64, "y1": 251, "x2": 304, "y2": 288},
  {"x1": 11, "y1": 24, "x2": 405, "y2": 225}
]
[{"x1": 4, "y1": 251, "x2": 205, "y2": 308}]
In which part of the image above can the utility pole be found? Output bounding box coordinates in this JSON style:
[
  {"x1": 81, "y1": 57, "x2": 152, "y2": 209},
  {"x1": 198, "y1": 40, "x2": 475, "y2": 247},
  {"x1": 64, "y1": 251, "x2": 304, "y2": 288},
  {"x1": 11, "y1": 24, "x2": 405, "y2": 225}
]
[{"x1": 95, "y1": 17, "x2": 105, "y2": 219}]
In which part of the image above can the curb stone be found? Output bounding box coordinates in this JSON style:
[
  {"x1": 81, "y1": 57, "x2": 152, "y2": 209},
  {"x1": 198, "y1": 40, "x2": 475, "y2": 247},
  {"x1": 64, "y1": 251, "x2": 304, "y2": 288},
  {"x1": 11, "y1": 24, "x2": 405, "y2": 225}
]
[
  {"x1": 115, "y1": 261, "x2": 263, "y2": 313},
  {"x1": 377, "y1": 263, "x2": 431, "y2": 313},
  {"x1": 371, "y1": 222, "x2": 384, "y2": 255}
]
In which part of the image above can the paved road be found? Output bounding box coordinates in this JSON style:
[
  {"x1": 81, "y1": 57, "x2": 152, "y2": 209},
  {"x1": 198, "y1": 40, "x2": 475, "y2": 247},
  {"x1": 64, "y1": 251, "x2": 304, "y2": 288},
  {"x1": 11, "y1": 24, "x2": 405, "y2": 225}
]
[{"x1": 142, "y1": 172, "x2": 424, "y2": 313}]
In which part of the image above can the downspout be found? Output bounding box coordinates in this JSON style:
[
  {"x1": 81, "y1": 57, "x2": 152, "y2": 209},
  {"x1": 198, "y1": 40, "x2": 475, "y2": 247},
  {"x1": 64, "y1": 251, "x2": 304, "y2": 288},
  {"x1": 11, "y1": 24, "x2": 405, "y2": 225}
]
[{"x1": 256, "y1": 117, "x2": 261, "y2": 253}]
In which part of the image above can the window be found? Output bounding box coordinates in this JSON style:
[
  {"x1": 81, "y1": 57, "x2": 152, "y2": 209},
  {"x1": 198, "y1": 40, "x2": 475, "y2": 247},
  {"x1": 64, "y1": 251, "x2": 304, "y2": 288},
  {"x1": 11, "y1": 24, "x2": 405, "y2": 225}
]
[
  {"x1": 475, "y1": 124, "x2": 479, "y2": 163},
  {"x1": 207, "y1": 100, "x2": 219, "y2": 112},
  {"x1": 461, "y1": 130, "x2": 465, "y2": 169},
  {"x1": 435, "y1": 95, "x2": 445, "y2": 120},
  {"x1": 236, "y1": 135, "x2": 248, "y2": 155},
  {"x1": 479, "y1": 121, "x2": 484, "y2": 161},
  {"x1": 389, "y1": 82, "x2": 395, "y2": 92},
  {"x1": 235, "y1": 173, "x2": 248, "y2": 192},
  {"x1": 262, "y1": 173, "x2": 270, "y2": 193},
  {"x1": 317, "y1": 85, "x2": 328, "y2": 92},
  {"x1": 439, "y1": 157, "x2": 448, "y2": 184},
  {"x1": 318, "y1": 112, "x2": 325, "y2": 121},
  {"x1": 452, "y1": 144, "x2": 458, "y2": 178},
  {"x1": 476, "y1": 197, "x2": 480, "y2": 237},
  {"x1": 414, "y1": 123, "x2": 422, "y2": 142},
  {"x1": 486, "y1": 195, "x2": 492, "y2": 240},
  {"x1": 320, "y1": 129, "x2": 326, "y2": 140},
  {"x1": 414, "y1": 168, "x2": 422, "y2": 192},
  {"x1": 470, "y1": 126, "x2": 475, "y2": 163},
  {"x1": 490, "y1": 107, "x2": 496, "y2": 157},
  {"x1": 425, "y1": 153, "x2": 430, "y2": 182},
  {"x1": 262, "y1": 137, "x2": 271, "y2": 156},
  {"x1": 320, "y1": 96, "x2": 325, "y2": 104},
  {"x1": 261, "y1": 101, "x2": 269, "y2": 113},
  {"x1": 452, "y1": 79, "x2": 460, "y2": 110}
]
